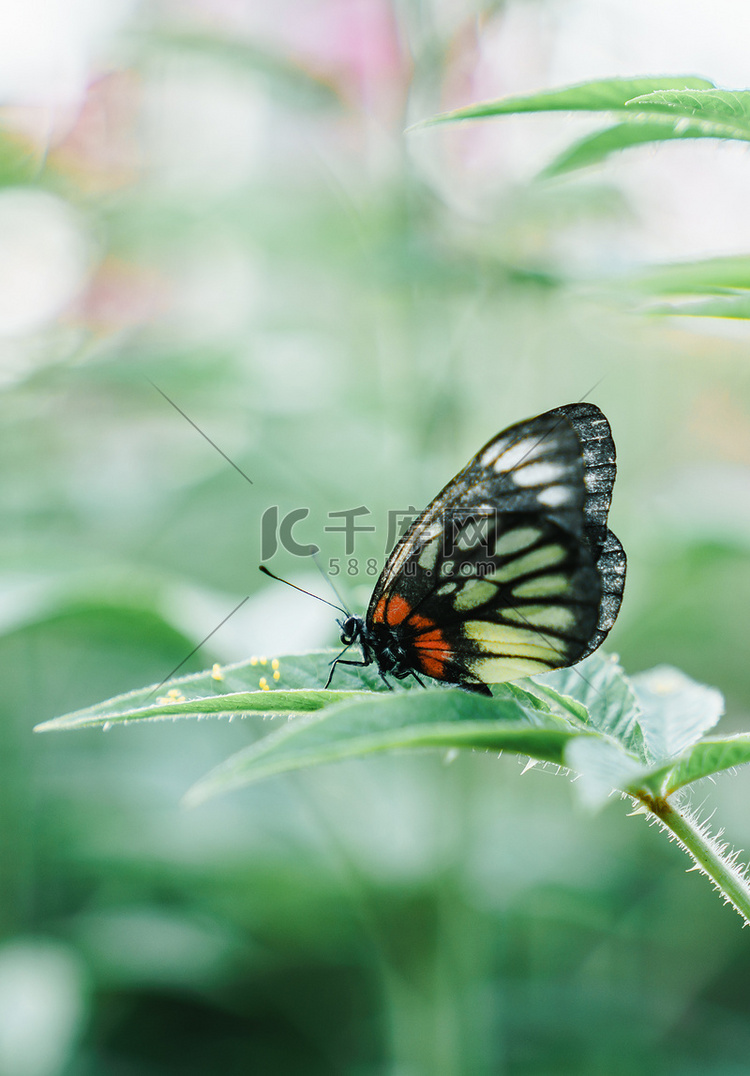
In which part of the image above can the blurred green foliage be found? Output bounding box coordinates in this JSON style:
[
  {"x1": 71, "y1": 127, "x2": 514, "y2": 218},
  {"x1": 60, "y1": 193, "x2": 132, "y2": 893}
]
[{"x1": 2, "y1": 3, "x2": 750, "y2": 1074}]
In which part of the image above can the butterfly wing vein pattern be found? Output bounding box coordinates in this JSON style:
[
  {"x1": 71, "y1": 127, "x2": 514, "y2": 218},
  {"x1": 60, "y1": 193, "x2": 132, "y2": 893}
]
[{"x1": 332, "y1": 403, "x2": 626, "y2": 694}]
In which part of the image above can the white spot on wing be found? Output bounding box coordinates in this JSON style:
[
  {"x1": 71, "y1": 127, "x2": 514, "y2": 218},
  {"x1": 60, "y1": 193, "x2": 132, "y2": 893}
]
[
  {"x1": 493, "y1": 527, "x2": 540, "y2": 557},
  {"x1": 418, "y1": 537, "x2": 439, "y2": 573},
  {"x1": 491, "y1": 438, "x2": 540, "y2": 473},
  {"x1": 465, "y1": 622, "x2": 538, "y2": 645},
  {"x1": 513, "y1": 573, "x2": 568, "y2": 598},
  {"x1": 419, "y1": 521, "x2": 443, "y2": 543},
  {"x1": 490, "y1": 544, "x2": 568, "y2": 584},
  {"x1": 537, "y1": 485, "x2": 570, "y2": 507},
  {"x1": 471, "y1": 656, "x2": 553, "y2": 683},
  {"x1": 503, "y1": 604, "x2": 576, "y2": 632},
  {"x1": 453, "y1": 579, "x2": 497, "y2": 611},
  {"x1": 480, "y1": 437, "x2": 509, "y2": 467},
  {"x1": 514, "y1": 461, "x2": 567, "y2": 487}
]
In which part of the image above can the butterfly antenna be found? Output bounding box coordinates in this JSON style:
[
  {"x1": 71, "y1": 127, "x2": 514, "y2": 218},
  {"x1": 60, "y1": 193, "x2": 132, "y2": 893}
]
[
  {"x1": 310, "y1": 550, "x2": 352, "y2": 616},
  {"x1": 259, "y1": 565, "x2": 348, "y2": 615}
]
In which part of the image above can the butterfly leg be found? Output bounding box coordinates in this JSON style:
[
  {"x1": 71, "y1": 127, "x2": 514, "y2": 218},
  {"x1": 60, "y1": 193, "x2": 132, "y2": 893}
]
[{"x1": 324, "y1": 655, "x2": 372, "y2": 689}]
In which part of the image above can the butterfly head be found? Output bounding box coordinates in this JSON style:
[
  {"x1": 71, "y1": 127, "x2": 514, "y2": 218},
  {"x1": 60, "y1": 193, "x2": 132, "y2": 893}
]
[{"x1": 338, "y1": 615, "x2": 365, "y2": 646}]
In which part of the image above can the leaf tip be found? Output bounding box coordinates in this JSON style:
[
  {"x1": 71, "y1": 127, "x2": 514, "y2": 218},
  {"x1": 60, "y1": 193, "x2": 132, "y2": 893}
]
[
  {"x1": 404, "y1": 114, "x2": 449, "y2": 134},
  {"x1": 181, "y1": 782, "x2": 210, "y2": 809},
  {"x1": 33, "y1": 718, "x2": 62, "y2": 733}
]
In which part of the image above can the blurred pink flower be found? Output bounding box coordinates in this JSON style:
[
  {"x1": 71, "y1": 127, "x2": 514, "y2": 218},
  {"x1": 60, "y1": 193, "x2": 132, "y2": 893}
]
[
  {"x1": 68, "y1": 258, "x2": 169, "y2": 335},
  {"x1": 167, "y1": 0, "x2": 409, "y2": 117},
  {"x1": 50, "y1": 71, "x2": 142, "y2": 192},
  {"x1": 283, "y1": 0, "x2": 406, "y2": 107}
]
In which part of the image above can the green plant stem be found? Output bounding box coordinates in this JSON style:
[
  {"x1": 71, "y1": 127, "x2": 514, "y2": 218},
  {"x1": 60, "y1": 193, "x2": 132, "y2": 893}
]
[{"x1": 643, "y1": 795, "x2": 750, "y2": 924}]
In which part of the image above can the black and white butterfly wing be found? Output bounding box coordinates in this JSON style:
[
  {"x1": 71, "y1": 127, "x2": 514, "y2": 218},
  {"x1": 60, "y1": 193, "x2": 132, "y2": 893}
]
[{"x1": 364, "y1": 403, "x2": 626, "y2": 692}]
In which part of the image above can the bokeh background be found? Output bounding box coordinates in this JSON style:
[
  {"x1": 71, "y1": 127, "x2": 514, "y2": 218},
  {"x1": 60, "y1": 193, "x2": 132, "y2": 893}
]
[{"x1": 3, "y1": 1, "x2": 750, "y2": 1073}]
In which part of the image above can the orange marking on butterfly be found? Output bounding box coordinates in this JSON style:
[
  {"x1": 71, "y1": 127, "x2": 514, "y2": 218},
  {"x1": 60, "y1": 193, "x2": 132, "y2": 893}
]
[
  {"x1": 382, "y1": 593, "x2": 411, "y2": 625},
  {"x1": 416, "y1": 628, "x2": 452, "y2": 651},
  {"x1": 415, "y1": 649, "x2": 450, "y2": 679},
  {"x1": 375, "y1": 593, "x2": 454, "y2": 679},
  {"x1": 412, "y1": 622, "x2": 453, "y2": 679}
]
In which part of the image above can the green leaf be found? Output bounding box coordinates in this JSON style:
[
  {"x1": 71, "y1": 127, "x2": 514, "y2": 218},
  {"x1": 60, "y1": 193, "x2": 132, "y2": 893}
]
[
  {"x1": 645, "y1": 733, "x2": 750, "y2": 796},
  {"x1": 625, "y1": 255, "x2": 750, "y2": 296},
  {"x1": 41, "y1": 639, "x2": 735, "y2": 812},
  {"x1": 631, "y1": 665, "x2": 724, "y2": 762},
  {"x1": 412, "y1": 77, "x2": 750, "y2": 182},
  {"x1": 565, "y1": 737, "x2": 649, "y2": 809},
  {"x1": 625, "y1": 88, "x2": 750, "y2": 140},
  {"x1": 184, "y1": 687, "x2": 588, "y2": 805},
  {"x1": 540, "y1": 118, "x2": 722, "y2": 179},
  {"x1": 525, "y1": 652, "x2": 646, "y2": 759},
  {"x1": 650, "y1": 295, "x2": 750, "y2": 319},
  {"x1": 36, "y1": 687, "x2": 364, "y2": 731},
  {"x1": 410, "y1": 76, "x2": 715, "y2": 129},
  {"x1": 34, "y1": 650, "x2": 387, "y2": 731},
  {"x1": 560, "y1": 665, "x2": 726, "y2": 805},
  {"x1": 615, "y1": 255, "x2": 750, "y2": 319}
]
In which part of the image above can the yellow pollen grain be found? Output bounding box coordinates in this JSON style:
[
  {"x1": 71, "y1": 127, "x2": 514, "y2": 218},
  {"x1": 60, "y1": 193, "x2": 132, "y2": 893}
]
[
  {"x1": 259, "y1": 677, "x2": 269, "y2": 690},
  {"x1": 260, "y1": 656, "x2": 268, "y2": 665},
  {"x1": 273, "y1": 670, "x2": 280, "y2": 681},
  {"x1": 271, "y1": 658, "x2": 280, "y2": 670},
  {"x1": 250, "y1": 656, "x2": 258, "y2": 666},
  {"x1": 211, "y1": 663, "x2": 224, "y2": 681}
]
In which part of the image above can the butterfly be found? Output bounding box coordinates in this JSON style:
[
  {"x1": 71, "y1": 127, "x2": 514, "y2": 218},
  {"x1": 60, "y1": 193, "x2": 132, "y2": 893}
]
[{"x1": 325, "y1": 403, "x2": 626, "y2": 695}]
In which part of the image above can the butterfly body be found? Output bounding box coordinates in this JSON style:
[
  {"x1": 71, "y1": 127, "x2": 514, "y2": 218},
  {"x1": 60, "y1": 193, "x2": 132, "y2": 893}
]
[
  {"x1": 327, "y1": 403, "x2": 626, "y2": 693},
  {"x1": 334, "y1": 612, "x2": 426, "y2": 684}
]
